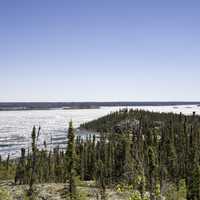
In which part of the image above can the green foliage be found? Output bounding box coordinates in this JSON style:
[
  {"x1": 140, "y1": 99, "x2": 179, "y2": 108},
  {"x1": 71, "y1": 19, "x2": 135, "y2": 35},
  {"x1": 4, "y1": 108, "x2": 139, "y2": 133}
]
[
  {"x1": 24, "y1": 191, "x2": 37, "y2": 200},
  {"x1": 76, "y1": 190, "x2": 89, "y2": 200},
  {"x1": 28, "y1": 126, "x2": 38, "y2": 197},
  {"x1": 165, "y1": 179, "x2": 186, "y2": 200},
  {"x1": 155, "y1": 183, "x2": 161, "y2": 198},
  {"x1": 0, "y1": 187, "x2": 12, "y2": 200},
  {"x1": 186, "y1": 165, "x2": 200, "y2": 200},
  {"x1": 0, "y1": 164, "x2": 16, "y2": 180},
  {"x1": 128, "y1": 191, "x2": 150, "y2": 200},
  {"x1": 66, "y1": 121, "x2": 77, "y2": 199}
]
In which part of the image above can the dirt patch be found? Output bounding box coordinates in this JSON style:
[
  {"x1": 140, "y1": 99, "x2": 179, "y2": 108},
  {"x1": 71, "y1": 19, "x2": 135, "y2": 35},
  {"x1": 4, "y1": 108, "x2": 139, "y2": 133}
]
[{"x1": 0, "y1": 180, "x2": 130, "y2": 200}]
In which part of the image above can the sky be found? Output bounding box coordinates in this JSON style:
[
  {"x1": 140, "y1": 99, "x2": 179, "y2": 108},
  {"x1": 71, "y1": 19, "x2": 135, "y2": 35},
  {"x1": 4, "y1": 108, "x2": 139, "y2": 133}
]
[{"x1": 0, "y1": 0, "x2": 200, "y2": 102}]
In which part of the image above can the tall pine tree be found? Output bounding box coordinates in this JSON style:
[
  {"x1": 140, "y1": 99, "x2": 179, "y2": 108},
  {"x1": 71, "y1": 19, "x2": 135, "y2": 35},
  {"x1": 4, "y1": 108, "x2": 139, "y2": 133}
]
[{"x1": 66, "y1": 121, "x2": 77, "y2": 200}]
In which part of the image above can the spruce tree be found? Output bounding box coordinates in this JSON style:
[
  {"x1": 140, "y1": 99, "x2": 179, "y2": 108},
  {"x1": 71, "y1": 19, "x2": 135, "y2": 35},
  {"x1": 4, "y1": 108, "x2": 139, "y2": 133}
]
[
  {"x1": 147, "y1": 147, "x2": 157, "y2": 200},
  {"x1": 96, "y1": 159, "x2": 107, "y2": 200},
  {"x1": 15, "y1": 148, "x2": 26, "y2": 184},
  {"x1": 28, "y1": 126, "x2": 38, "y2": 196},
  {"x1": 66, "y1": 121, "x2": 77, "y2": 200}
]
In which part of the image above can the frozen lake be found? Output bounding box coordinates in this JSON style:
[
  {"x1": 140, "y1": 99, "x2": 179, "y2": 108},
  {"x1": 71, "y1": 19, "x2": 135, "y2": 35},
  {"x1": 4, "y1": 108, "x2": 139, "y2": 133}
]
[{"x1": 0, "y1": 105, "x2": 200, "y2": 158}]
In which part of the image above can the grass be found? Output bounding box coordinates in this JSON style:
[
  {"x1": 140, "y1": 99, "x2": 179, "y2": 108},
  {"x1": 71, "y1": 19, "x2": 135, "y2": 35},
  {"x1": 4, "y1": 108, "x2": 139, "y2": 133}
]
[
  {"x1": 0, "y1": 165, "x2": 16, "y2": 180},
  {"x1": 0, "y1": 187, "x2": 12, "y2": 200}
]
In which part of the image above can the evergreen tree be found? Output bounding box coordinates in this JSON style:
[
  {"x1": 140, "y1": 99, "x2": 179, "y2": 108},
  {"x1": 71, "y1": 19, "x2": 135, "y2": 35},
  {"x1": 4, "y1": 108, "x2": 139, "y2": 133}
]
[
  {"x1": 147, "y1": 147, "x2": 157, "y2": 200},
  {"x1": 28, "y1": 126, "x2": 38, "y2": 196},
  {"x1": 15, "y1": 148, "x2": 26, "y2": 184},
  {"x1": 96, "y1": 159, "x2": 107, "y2": 200},
  {"x1": 66, "y1": 121, "x2": 77, "y2": 200}
]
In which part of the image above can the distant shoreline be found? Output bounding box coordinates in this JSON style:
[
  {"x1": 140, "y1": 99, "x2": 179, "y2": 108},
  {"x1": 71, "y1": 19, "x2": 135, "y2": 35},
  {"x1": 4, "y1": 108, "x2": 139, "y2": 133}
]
[
  {"x1": 0, "y1": 102, "x2": 199, "y2": 111},
  {"x1": 0, "y1": 106, "x2": 101, "y2": 111}
]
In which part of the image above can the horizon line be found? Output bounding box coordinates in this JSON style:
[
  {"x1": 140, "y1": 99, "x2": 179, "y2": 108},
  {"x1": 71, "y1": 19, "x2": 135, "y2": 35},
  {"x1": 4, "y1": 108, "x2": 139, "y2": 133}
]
[{"x1": 0, "y1": 101, "x2": 200, "y2": 103}]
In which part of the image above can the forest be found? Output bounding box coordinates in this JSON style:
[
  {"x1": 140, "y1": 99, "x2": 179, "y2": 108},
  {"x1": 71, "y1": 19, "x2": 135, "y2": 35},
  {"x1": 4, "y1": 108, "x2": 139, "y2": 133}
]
[{"x1": 0, "y1": 108, "x2": 200, "y2": 200}]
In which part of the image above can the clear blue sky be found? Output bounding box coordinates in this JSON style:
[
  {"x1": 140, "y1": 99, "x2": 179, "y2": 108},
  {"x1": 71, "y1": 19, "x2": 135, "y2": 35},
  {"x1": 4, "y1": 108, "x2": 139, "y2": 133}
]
[{"x1": 0, "y1": 0, "x2": 200, "y2": 102}]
